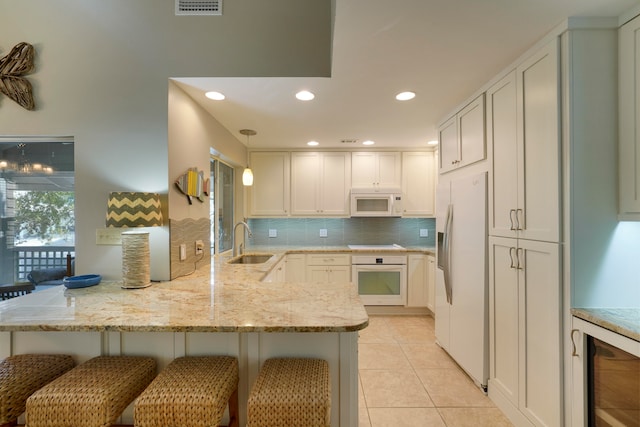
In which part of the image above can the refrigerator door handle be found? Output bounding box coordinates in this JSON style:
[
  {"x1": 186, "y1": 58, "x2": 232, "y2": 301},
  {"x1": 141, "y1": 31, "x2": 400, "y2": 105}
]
[{"x1": 442, "y1": 204, "x2": 453, "y2": 304}]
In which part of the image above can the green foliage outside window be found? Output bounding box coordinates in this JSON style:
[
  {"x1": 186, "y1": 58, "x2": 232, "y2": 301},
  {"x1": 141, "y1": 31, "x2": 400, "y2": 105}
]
[{"x1": 15, "y1": 191, "x2": 74, "y2": 243}]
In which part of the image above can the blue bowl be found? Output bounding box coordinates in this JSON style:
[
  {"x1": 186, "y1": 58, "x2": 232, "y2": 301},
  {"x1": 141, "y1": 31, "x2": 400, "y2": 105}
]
[{"x1": 63, "y1": 274, "x2": 102, "y2": 289}]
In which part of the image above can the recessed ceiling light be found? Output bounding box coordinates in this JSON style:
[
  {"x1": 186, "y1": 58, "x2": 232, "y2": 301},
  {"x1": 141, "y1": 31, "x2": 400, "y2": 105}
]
[
  {"x1": 427, "y1": 140, "x2": 438, "y2": 145},
  {"x1": 395, "y1": 91, "x2": 416, "y2": 101},
  {"x1": 362, "y1": 140, "x2": 375, "y2": 146},
  {"x1": 205, "y1": 91, "x2": 225, "y2": 100},
  {"x1": 296, "y1": 90, "x2": 315, "y2": 101},
  {"x1": 307, "y1": 141, "x2": 319, "y2": 146}
]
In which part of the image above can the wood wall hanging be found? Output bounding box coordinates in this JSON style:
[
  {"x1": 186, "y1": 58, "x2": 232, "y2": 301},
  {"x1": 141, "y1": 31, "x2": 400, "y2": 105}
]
[
  {"x1": 175, "y1": 167, "x2": 209, "y2": 204},
  {"x1": 0, "y1": 42, "x2": 36, "y2": 110}
]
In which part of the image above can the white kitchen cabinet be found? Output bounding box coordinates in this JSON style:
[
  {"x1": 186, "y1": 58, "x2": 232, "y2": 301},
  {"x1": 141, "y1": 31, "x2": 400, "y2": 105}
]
[
  {"x1": 487, "y1": 71, "x2": 518, "y2": 238},
  {"x1": 407, "y1": 254, "x2": 435, "y2": 309},
  {"x1": 263, "y1": 256, "x2": 286, "y2": 283},
  {"x1": 247, "y1": 152, "x2": 290, "y2": 217},
  {"x1": 488, "y1": 39, "x2": 560, "y2": 243},
  {"x1": 351, "y1": 152, "x2": 401, "y2": 189},
  {"x1": 426, "y1": 255, "x2": 435, "y2": 312},
  {"x1": 285, "y1": 253, "x2": 306, "y2": 282},
  {"x1": 305, "y1": 254, "x2": 351, "y2": 284},
  {"x1": 407, "y1": 254, "x2": 427, "y2": 307},
  {"x1": 619, "y1": 14, "x2": 640, "y2": 220},
  {"x1": 291, "y1": 152, "x2": 351, "y2": 216},
  {"x1": 438, "y1": 94, "x2": 486, "y2": 173},
  {"x1": 569, "y1": 316, "x2": 640, "y2": 427},
  {"x1": 489, "y1": 236, "x2": 561, "y2": 427},
  {"x1": 401, "y1": 152, "x2": 435, "y2": 217}
]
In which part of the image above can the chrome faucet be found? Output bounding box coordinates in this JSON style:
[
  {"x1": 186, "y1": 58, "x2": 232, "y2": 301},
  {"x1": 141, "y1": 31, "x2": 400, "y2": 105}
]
[{"x1": 232, "y1": 221, "x2": 253, "y2": 257}]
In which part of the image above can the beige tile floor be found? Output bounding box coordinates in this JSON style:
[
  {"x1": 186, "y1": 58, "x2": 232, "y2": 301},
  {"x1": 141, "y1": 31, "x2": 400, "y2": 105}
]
[{"x1": 358, "y1": 315, "x2": 514, "y2": 427}]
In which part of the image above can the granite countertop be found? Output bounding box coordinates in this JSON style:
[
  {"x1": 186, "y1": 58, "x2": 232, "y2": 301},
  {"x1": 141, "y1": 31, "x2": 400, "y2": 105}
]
[
  {"x1": 246, "y1": 245, "x2": 435, "y2": 255},
  {"x1": 0, "y1": 251, "x2": 369, "y2": 333},
  {"x1": 571, "y1": 308, "x2": 640, "y2": 342}
]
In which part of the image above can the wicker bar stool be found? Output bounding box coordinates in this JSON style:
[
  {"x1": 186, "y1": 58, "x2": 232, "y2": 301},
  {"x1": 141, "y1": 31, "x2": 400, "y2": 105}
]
[
  {"x1": 26, "y1": 355, "x2": 156, "y2": 427},
  {"x1": 0, "y1": 354, "x2": 75, "y2": 427},
  {"x1": 134, "y1": 355, "x2": 239, "y2": 427},
  {"x1": 247, "y1": 358, "x2": 331, "y2": 427}
]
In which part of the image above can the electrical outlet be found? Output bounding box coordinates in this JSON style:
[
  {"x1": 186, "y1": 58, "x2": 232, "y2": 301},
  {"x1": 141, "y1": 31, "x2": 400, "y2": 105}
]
[
  {"x1": 319, "y1": 229, "x2": 328, "y2": 237},
  {"x1": 195, "y1": 240, "x2": 204, "y2": 255},
  {"x1": 269, "y1": 229, "x2": 277, "y2": 238},
  {"x1": 419, "y1": 229, "x2": 429, "y2": 237},
  {"x1": 179, "y1": 243, "x2": 187, "y2": 261}
]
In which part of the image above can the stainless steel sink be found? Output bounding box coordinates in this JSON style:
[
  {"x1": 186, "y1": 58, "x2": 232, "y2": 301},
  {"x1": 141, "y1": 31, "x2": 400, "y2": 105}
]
[{"x1": 228, "y1": 254, "x2": 273, "y2": 264}]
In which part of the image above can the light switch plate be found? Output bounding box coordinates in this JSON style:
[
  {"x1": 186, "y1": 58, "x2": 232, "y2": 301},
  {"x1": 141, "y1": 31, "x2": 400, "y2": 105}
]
[
  {"x1": 269, "y1": 229, "x2": 277, "y2": 238},
  {"x1": 179, "y1": 243, "x2": 187, "y2": 260},
  {"x1": 319, "y1": 229, "x2": 328, "y2": 237},
  {"x1": 96, "y1": 228, "x2": 122, "y2": 245},
  {"x1": 419, "y1": 229, "x2": 429, "y2": 237}
]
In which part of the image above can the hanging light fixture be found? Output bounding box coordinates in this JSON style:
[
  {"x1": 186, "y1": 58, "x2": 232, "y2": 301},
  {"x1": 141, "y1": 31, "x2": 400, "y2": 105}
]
[{"x1": 240, "y1": 129, "x2": 256, "y2": 186}]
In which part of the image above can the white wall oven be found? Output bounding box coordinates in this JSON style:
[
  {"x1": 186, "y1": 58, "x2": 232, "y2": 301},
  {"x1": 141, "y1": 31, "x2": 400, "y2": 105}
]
[{"x1": 351, "y1": 254, "x2": 407, "y2": 305}]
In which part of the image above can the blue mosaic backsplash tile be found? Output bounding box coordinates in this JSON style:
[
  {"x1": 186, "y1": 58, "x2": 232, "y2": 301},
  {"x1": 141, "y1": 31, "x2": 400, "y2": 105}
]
[{"x1": 246, "y1": 217, "x2": 435, "y2": 248}]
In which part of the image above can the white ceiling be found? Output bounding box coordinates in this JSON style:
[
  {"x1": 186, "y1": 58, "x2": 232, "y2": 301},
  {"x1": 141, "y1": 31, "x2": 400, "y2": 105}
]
[{"x1": 174, "y1": 0, "x2": 638, "y2": 150}]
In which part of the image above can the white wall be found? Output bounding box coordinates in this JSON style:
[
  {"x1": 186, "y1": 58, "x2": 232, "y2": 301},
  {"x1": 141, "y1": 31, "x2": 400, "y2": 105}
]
[
  {"x1": 565, "y1": 29, "x2": 640, "y2": 309},
  {"x1": 0, "y1": 0, "x2": 332, "y2": 280}
]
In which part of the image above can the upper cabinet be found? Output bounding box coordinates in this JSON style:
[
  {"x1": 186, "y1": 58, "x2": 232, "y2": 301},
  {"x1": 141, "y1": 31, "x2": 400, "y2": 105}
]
[
  {"x1": 351, "y1": 152, "x2": 401, "y2": 188},
  {"x1": 488, "y1": 40, "x2": 560, "y2": 243},
  {"x1": 246, "y1": 149, "x2": 436, "y2": 218},
  {"x1": 402, "y1": 152, "x2": 435, "y2": 216},
  {"x1": 619, "y1": 14, "x2": 640, "y2": 220},
  {"x1": 438, "y1": 94, "x2": 486, "y2": 173},
  {"x1": 246, "y1": 152, "x2": 290, "y2": 217},
  {"x1": 291, "y1": 152, "x2": 351, "y2": 216}
]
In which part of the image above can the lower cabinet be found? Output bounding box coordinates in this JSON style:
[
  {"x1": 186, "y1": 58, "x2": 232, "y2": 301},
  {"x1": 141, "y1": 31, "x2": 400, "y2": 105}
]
[
  {"x1": 285, "y1": 253, "x2": 306, "y2": 282},
  {"x1": 489, "y1": 236, "x2": 562, "y2": 427},
  {"x1": 406, "y1": 254, "x2": 435, "y2": 310},
  {"x1": 263, "y1": 257, "x2": 286, "y2": 283},
  {"x1": 305, "y1": 254, "x2": 351, "y2": 284}
]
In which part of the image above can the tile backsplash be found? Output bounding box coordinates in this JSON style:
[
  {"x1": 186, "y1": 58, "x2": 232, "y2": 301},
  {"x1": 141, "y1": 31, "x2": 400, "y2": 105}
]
[{"x1": 247, "y1": 217, "x2": 435, "y2": 248}]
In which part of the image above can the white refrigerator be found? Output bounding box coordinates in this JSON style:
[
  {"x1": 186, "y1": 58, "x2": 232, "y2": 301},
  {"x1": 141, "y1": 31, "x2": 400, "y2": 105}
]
[{"x1": 435, "y1": 171, "x2": 488, "y2": 390}]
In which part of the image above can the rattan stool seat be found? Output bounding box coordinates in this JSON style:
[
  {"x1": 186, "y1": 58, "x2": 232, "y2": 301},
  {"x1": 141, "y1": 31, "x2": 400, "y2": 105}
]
[
  {"x1": 248, "y1": 358, "x2": 331, "y2": 427},
  {"x1": 134, "y1": 355, "x2": 239, "y2": 427},
  {"x1": 0, "y1": 354, "x2": 75, "y2": 426},
  {"x1": 26, "y1": 355, "x2": 156, "y2": 427}
]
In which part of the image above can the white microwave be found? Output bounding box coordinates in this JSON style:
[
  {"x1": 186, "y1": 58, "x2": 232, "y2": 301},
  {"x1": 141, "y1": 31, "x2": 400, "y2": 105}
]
[{"x1": 350, "y1": 189, "x2": 403, "y2": 217}]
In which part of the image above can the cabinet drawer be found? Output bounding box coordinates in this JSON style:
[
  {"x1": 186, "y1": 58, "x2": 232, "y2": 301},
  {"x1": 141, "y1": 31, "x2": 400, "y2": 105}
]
[{"x1": 306, "y1": 254, "x2": 350, "y2": 266}]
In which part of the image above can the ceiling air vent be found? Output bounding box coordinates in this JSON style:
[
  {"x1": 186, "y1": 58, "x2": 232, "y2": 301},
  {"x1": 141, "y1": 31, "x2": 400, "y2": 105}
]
[
  {"x1": 340, "y1": 139, "x2": 358, "y2": 144},
  {"x1": 175, "y1": 0, "x2": 222, "y2": 16}
]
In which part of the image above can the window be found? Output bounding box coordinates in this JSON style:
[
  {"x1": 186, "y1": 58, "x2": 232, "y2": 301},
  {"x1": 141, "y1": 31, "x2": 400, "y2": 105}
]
[
  {"x1": 0, "y1": 138, "x2": 74, "y2": 283},
  {"x1": 210, "y1": 157, "x2": 234, "y2": 253}
]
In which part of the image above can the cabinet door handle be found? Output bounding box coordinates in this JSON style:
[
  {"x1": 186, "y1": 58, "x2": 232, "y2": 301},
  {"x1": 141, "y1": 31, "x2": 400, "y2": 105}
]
[
  {"x1": 509, "y1": 209, "x2": 517, "y2": 230},
  {"x1": 509, "y1": 247, "x2": 517, "y2": 269},
  {"x1": 516, "y1": 209, "x2": 524, "y2": 231},
  {"x1": 570, "y1": 329, "x2": 579, "y2": 357},
  {"x1": 516, "y1": 248, "x2": 524, "y2": 270}
]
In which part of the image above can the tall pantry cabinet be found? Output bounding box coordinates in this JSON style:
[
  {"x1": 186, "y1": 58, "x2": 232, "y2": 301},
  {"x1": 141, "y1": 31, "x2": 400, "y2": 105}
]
[
  {"x1": 487, "y1": 23, "x2": 623, "y2": 426},
  {"x1": 487, "y1": 38, "x2": 562, "y2": 427}
]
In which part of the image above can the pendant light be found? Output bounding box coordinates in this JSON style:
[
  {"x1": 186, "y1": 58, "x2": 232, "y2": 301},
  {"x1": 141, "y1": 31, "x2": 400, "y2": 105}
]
[{"x1": 240, "y1": 129, "x2": 256, "y2": 186}]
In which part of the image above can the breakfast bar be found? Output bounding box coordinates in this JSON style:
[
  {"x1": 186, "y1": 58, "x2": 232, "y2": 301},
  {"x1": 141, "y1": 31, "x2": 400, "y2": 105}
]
[{"x1": 0, "y1": 252, "x2": 369, "y2": 426}]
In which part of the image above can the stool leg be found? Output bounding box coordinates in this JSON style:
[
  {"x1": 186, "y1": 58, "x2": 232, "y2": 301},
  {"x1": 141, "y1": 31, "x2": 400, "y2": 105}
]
[
  {"x1": 228, "y1": 388, "x2": 239, "y2": 427},
  {"x1": 0, "y1": 422, "x2": 18, "y2": 427}
]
